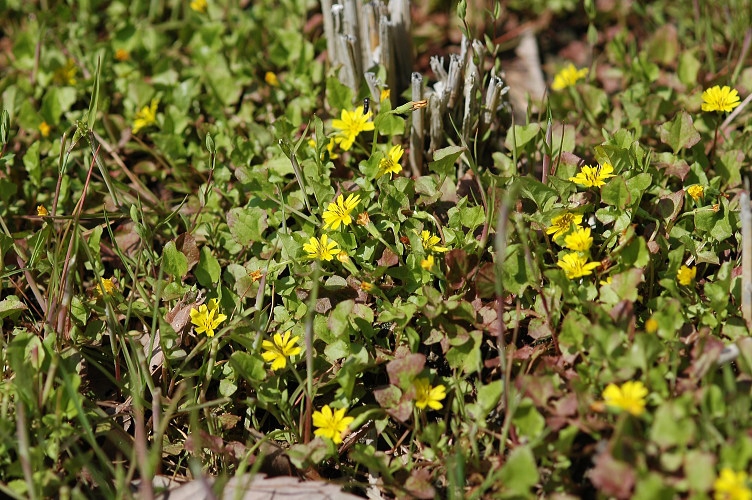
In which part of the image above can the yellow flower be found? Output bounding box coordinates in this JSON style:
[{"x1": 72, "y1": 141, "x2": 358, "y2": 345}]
[
  {"x1": 380, "y1": 88, "x2": 391, "y2": 101},
  {"x1": 546, "y1": 212, "x2": 583, "y2": 240},
  {"x1": 599, "y1": 276, "x2": 613, "y2": 286},
  {"x1": 114, "y1": 49, "x2": 130, "y2": 62},
  {"x1": 132, "y1": 99, "x2": 159, "y2": 134},
  {"x1": 308, "y1": 137, "x2": 339, "y2": 160},
  {"x1": 702, "y1": 85, "x2": 741, "y2": 113},
  {"x1": 261, "y1": 331, "x2": 301, "y2": 371},
  {"x1": 95, "y1": 277, "x2": 117, "y2": 296},
  {"x1": 714, "y1": 468, "x2": 752, "y2": 500},
  {"x1": 414, "y1": 378, "x2": 446, "y2": 410},
  {"x1": 360, "y1": 281, "x2": 374, "y2": 292},
  {"x1": 564, "y1": 226, "x2": 593, "y2": 252},
  {"x1": 53, "y1": 59, "x2": 77, "y2": 85},
  {"x1": 312, "y1": 405, "x2": 354, "y2": 445},
  {"x1": 569, "y1": 163, "x2": 615, "y2": 188},
  {"x1": 265, "y1": 71, "x2": 279, "y2": 87},
  {"x1": 190, "y1": 0, "x2": 207, "y2": 13},
  {"x1": 377, "y1": 144, "x2": 404, "y2": 179},
  {"x1": 303, "y1": 234, "x2": 340, "y2": 261},
  {"x1": 332, "y1": 106, "x2": 374, "y2": 151},
  {"x1": 557, "y1": 252, "x2": 600, "y2": 279},
  {"x1": 249, "y1": 269, "x2": 263, "y2": 282},
  {"x1": 687, "y1": 185, "x2": 704, "y2": 201},
  {"x1": 190, "y1": 298, "x2": 227, "y2": 337},
  {"x1": 39, "y1": 121, "x2": 51, "y2": 138},
  {"x1": 677, "y1": 265, "x2": 697, "y2": 286},
  {"x1": 322, "y1": 193, "x2": 360, "y2": 230},
  {"x1": 551, "y1": 63, "x2": 588, "y2": 91},
  {"x1": 602, "y1": 380, "x2": 648, "y2": 417},
  {"x1": 37, "y1": 205, "x2": 49, "y2": 217},
  {"x1": 420, "y1": 254, "x2": 435, "y2": 270},
  {"x1": 421, "y1": 230, "x2": 448, "y2": 253},
  {"x1": 645, "y1": 318, "x2": 658, "y2": 334}
]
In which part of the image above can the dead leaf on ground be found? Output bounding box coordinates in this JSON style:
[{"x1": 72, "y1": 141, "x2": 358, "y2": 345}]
[{"x1": 149, "y1": 473, "x2": 363, "y2": 500}]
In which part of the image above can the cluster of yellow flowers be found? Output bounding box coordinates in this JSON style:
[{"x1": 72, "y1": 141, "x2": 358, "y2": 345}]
[
  {"x1": 189, "y1": 298, "x2": 227, "y2": 338},
  {"x1": 548, "y1": 212, "x2": 600, "y2": 280}
]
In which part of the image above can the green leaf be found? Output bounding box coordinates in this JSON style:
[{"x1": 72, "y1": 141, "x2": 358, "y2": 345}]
[
  {"x1": 0, "y1": 295, "x2": 27, "y2": 319},
  {"x1": 22, "y1": 141, "x2": 41, "y2": 186},
  {"x1": 513, "y1": 398, "x2": 546, "y2": 441},
  {"x1": 445, "y1": 330, "x2": 482, "y2": 374},
  {"x1": 599, "y1": 268, "x2": 645, "y2": 305},
  {"x1": 504, "y1": 123, "x2": 540, "y2": 153},
  {"x1": 448, "y1": 204, "x2": 485, "y2": 232},
  {"x1": 326, "y1": 75, "x2": 353, "y2": 112},
  {"x1": 694, "y1": 200, "x2": 733, "y2": 242},
  {"x1": 601, "y1": 176, "x2": 630, "y2": 209},
  {"x1": 499, "y1": 445, "x2": 539, "y2": 497},
  {"x1": 227, "y1": 206, "x2": 268, "y2": 246},
  {"x1": 219, "y1": 378, "x2": 237, "y2": 397},
  {"x1": 87, "y1": 54, "x2": 102, "y2": 130},
  {"x1": 717, "y1": 149, "x2": 743, "y2": 188},
  {"x1": 195, "y1": 247, "x2": 221, "y2": 287},
  {"x1": 579, "y1": 84, "x2": 609, "y2": 116},
  {"x1": 229, "y1": 351, "x2": 267, "y2": 382},
  {"x1": 501, "y1": 244, "x2": 532, "y2": 296},
  {"x1": 162, "y1": 241, "x2": 188, "y2": 279},
  {"x1": 650, "y1": 400, "x2": 696, "y2": 448},
  {"x1": 677, "y1": 51, "x2": 701, "y2": 87},
  {"x1": 374, "y1": 112, "x2": 404, "y2": 136},
  {"x1": 516, "y1": 176, "x2": 559, "y2": 211},
  {"x1": 324, "y1": 339, "x2": 350, "y2": 361},
  {"x1": 428, "y1": 146, "x2": 464, "y2": 177},
  {"x1": 621, "y1": 237, "x2": 650, "y2": 268},
  {"x1": 625, "y1": 173, "x2": 652, "y2": 205},
  {"x1": 328, "y1": 300, "x2": 354, "y2": 338},
  {"x1": 466, "y1": 380, "x2": 503, "y2": 421},
  {"x1": 40, "y1": 87, "x2": 77, "y2": 124},
  {"x1": 658, "y1": 111, "x2": 700, "y2": 153}
]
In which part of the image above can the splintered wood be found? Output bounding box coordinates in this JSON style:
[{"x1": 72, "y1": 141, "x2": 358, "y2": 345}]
[{"x1": 320, "y1": 0, "x2": 512, "y2": 175}]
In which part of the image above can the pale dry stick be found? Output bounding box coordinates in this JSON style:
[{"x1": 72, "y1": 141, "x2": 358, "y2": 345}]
[
  {"x1": 15, "y1": 401, "x2": 38, "y2": 500},
  {"x1": 379, "y1": 14, "x2": 396, "y2": 94},
  {"x1": 320, "y1": 0, "x2": 338, "y2": 67},
  {"x1": 493, "y1": 190, "x2": 511, "y2": 452},
  {"x1": 446, "y1": 54, "x2": 464, "y2": 110},
  {"x1": 427, "y1": 93, "x2": 444, "y2": 156},
  {"x1": 359, "y1": 1, "x2": 381, "y2": 69},
  {"x1": 389, "y1": 0, "x2": 413, "y2": 92},
  {"x1": 430, "y1": 55, "x2": 448, "y2": 83},
  {"x1": 338, "y1": 34, "x2": 360, "y2": 93},
  {"x1": 461, "y1": 63, "x2": 479, "y2": 145},
  {"x1": 331, "y1": 3, "x2": 345, "y2": 67},
  {"x1": 409, "y1": 72, "x2": 424, "y2": 177},
  {"x1": 471, "y1": 39, "x2": 487, "y2": 84},
  {"x1": 479, "y1": 75, "x2": 506, "y2": 141},
  {"x1": 364, "y1": 72, "x2": 382, "y2": 103},
  {"x1": 721, "y1": 91, "x2": 752, "y2": 131},
  {"x1": 731, "y1": 28, "x2": 752, "y2": 84},
  {"x1": 741, "y1": 185, "x2": 752, "y2": 329},
  {"x1": 134, "y1": 404, "x2": 154, "y2": 500},
  {"x1": 343, "y1": 0, "x2": 363, "y2": 80}
]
